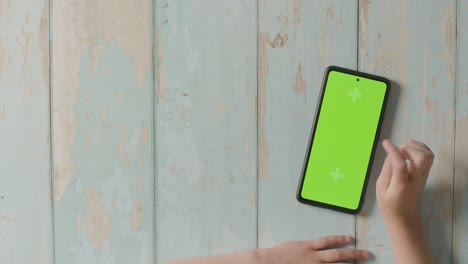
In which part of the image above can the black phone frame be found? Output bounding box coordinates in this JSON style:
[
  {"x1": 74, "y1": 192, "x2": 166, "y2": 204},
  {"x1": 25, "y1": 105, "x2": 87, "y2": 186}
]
[{"x1": 296, "y1": 65, "x2": 391, "y2": 214}]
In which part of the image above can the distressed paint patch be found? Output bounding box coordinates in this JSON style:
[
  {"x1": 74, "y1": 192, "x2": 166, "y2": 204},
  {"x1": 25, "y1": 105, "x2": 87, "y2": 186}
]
[
  {"x1": 130, "y1": 201, "x2": 143, "y2": 229},
  {"x1": 53, "y1": 121, "x2": 77, "y2": 201},
  {"x1": 294, "y1": 62, "x2": 306, "y2": 100},
  {"x1": 442, "y1": 2, "x2": 456, "y2": 84},
  {"x1": 76, "y1": 214, "x2": 83, "y2": 233},
  {"x1": 356, "y1": 212, "x2": 371, "y2": 249},
  {"x1": 52, "y1": 0, "x2": 152, "y2": 201},
  {"x1": 138, "y1": 176, "x2": 143, "y2": 191},
  {"x1": 118, "y1": 127, "x2": 126, "y2": 155},
  {"x1": 0, "y1": 214, "x2": 12, "y2": 222},
  {"x1": 140, "y1": 127, "x2": 149, "y2": 162},
  {"x1": 85, "y1": 189, "x2": 111, "y2": 249},
  {"x1": 425, "y1": 96, "x2": 440, "y2": 132},
  {"x1": 277, "y1": 15, "x2": 288, "y2": 24},
  {"x1": 38, "y1": 3, "x2": 48, "y2": 84},
  {"x1": 140, "y1": 128, "x2": 149, "y2": 148},
  {"x1": 293, "y1": 0, "x2": 301, "y2": 25},
  {"x1": 21, "y1": 30, "x2": 34, "y2": 61},
  {"x1": 95, "y1": 0, "x2": 152, "y2": 86},
  {"x1": 271, "y1": 32, "x2": 288, "y2": 49},
  {"x1": 359, "y1": 0, "x2": 371, "y2": 61},
  {"x1": 156, "y1": 4, "x2": 166, "y2": 102}
]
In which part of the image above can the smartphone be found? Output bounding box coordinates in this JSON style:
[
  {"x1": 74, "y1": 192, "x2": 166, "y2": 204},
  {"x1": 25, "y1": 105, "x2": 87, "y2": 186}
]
[{"x1": 296, "y1": 66, "x2": 390, "y2": 214}]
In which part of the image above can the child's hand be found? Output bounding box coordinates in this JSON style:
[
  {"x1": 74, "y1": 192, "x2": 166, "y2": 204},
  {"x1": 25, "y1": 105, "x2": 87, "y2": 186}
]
[
  {"x1": 376, "y1": 139, "x2": 434, "y2": 225},
  {"x1": 258, "y1": 236, "x2": 369, "y2": 264}
]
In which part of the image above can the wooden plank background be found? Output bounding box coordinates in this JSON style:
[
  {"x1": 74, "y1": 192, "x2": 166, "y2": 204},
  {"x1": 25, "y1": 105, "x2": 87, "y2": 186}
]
[
  {"x1": 357, "y1": 1, "x2": 456, "y2": 263},
  {"x1": 155, "y1": 0, "x2": 257, "y2": 262},
  {"x1": 0, "y1": 0, "x2": 466, "y2": 263},
  {"x1": 258, "y1": 0, "x2": 356, "y2": 247},
  {"x1": 0, "y1": 0, "x2": 53, "y2": 263}
]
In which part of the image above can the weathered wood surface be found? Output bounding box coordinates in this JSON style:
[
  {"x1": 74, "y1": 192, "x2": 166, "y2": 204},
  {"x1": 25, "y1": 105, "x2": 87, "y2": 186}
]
[
  {"x1": 0, "y1": 0, "x2": 467, "y2": 263},
  {"x1": 0, "y1": 0, "x2": 53, "y2": 263},
  {"x1": 155, "y1": 0, "x2": 258, "y2": 262},
  {"x1": 51, "y1": 0, "x2": 154, "y2": 263},
  {"x1": 357, "y1": 0, "x2": 456, "y2": 263},
  {"x1": 257, "y1": 0, "x2": 357, "y2": 247}
]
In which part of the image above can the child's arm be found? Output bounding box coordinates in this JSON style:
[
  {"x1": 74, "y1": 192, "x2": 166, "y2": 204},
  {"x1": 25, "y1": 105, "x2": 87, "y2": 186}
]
[
  {"x1": 162, "y1": 235, "x2": 369, "y2": 264},
  {"x1": 377, "y1": 139, "x2": 434, "y2": 264}
]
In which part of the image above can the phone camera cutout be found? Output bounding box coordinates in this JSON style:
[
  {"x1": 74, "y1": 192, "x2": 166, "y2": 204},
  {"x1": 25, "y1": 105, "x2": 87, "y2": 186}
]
[{"x1": 356, "y1": 78, "x2": 360, "y2": 82}]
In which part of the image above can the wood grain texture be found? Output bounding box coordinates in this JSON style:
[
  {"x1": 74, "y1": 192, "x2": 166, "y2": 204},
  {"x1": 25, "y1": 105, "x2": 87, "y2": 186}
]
[
  {"x1": 0, "y1": 0, "x2": 53, "y2": 263},
  {"x1": 51, "y1": 0, "x2": 154, "y2": 263},
  {"x1": 357, "y1": 0, "x2": 456, "y2": 262},
  {"x1": 155, "y1": 0, "x2": 257, "y2": 262},
  {"x1": 454, "y1": 0, "x2": 468, "y2": 262},
  {"x1": 258, "y1": 0, "x2": 357, "y2": 247}
]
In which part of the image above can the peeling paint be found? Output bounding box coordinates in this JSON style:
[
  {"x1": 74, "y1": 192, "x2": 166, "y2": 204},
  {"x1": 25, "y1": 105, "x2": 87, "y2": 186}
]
[
  {"x1": 95, "y1": 0, "x2": 152, "y2": 85},
  {"x1": 442, "y1": 2, "x2": 456, "y2": 84},
  {"x1": 156, "y1": 3, "x2": 166, "y2": 102},
  {"x1": 140, "y1": 128, "x2": 149, "y2": 148},
  {"x1": 130, "y1": 201, "x2": 143, "y2": 229},
  {"x1": 38, "y1": 3, "x2": 48, "y2": 83},
  {"x1": 52, "y1": 0, "x2": 152, "y2": 201},
  {"x1": 21, "y1": 30, "x2": 34, "y2": 61},
  {"x1": 0, "y1": 214, "x2": 12, "y2": 222},
  {"x1": 356, "y1": 216, "x2": 370, "y2": 249},
  {"x1": 293, "y1": 62, "x2": 306, "y2": 101},
  {"x1": 85, "y1": 189, "x2": 111, "y2": 249},
  {"x1": 271, "y1": 32, "x2": 288, "y2": 49},
  {"x1": 76, "y1": 214, "x2": 83, "y2": 233},
  {"x1": 359, "y1": 0, "x2": 371, "y2": 62},
  {"x1": 326, "y1": 2, "x2": 335, "y2": 20},
  {"x1": 293, "y1": 0, "x2": 301, "y2": 25},
  {"x1": 118, "y1": 127, "x2": 126, "y2": 155},
  {"x1": 425, "y1": 96, "x2": 440, "y2": 132},
  {"x1": 277, "y1": 15, "x2": 288, "y2": 24},
  {"x1": 138, "y1": 176, "x2": 143, "y2": 191},
  {"x1": 319, "y1": 30, "x2": 330, "y2": 67}
]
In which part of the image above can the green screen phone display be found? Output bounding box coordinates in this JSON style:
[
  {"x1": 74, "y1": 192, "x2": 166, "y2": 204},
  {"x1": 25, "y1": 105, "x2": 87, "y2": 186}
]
[{"x1": 298, "y1": 67, "x2": 389, "y2": 213}]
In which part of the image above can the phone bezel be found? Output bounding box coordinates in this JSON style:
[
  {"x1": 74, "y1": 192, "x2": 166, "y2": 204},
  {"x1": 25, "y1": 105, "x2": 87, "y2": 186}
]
[{"x1": 296, "y1": 65, "x2": 391, "y2": 214}]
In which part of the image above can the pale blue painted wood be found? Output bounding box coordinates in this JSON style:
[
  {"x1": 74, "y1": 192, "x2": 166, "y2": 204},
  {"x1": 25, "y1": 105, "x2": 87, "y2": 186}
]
[
  {"x1": 357, "y1": 0, "x2": 456, "y2": 262},
  {"x1": 258, "y1": 0, "x2": 357, "y2": 247},
  {"x1": 0, "y1": 0, "x2": 53, "y2": 263},
  {"x1": 454, "y1": 0, "x2": 468, "y2": 262},
  {"x1": 155, "y1": 0, "x2": 257, "y2": 262},
  {"x1": 51, "y1": 1, "x2": 154, "y2": 263}
]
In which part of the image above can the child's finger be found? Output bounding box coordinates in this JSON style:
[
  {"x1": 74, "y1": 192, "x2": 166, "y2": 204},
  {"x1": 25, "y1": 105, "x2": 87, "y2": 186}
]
[
  {"x1": 382, "y1": 139, "x2": 408, "y2": 184},
  {"x1": 318, "y1": 248, "x2": 370, "y2": 262},
  {"x1": 410, "y1": 139, "x2": 432, "y2": 152},
  {"x1": 309, "y1": 236, "x2": 352, "y2": 250},
  {"x1": 377, "y1": 157, "x2": 392, "y2": 192}
]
